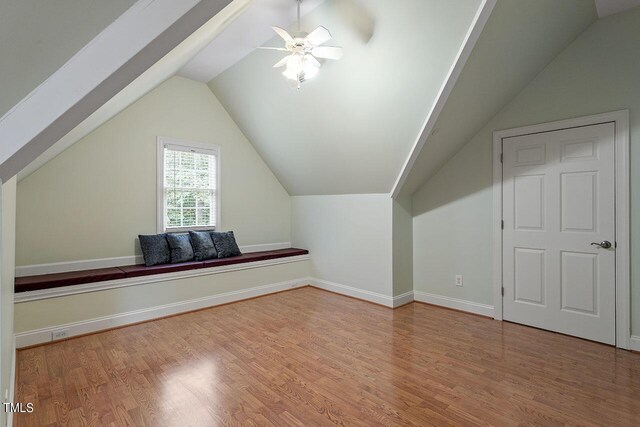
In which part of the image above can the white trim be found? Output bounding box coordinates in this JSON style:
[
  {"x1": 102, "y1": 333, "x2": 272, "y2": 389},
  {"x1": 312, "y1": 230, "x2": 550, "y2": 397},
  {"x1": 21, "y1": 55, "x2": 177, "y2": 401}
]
[
  {"x1": 0, "y1": 0, "x2": 233, "y2": 181},
  {"x1": 5, "y1": 337, "x2": 16, "y2": 427},
  {"x1": 413, "y1": 291, "x2": 495, "y2": 318},
  {"x1": 14, "y1": 242, "x2": 292, "y2": 277},
  {"x1": 15, "y1": 254, "x2": 309, "y2": 303},
  {"x1": 14, "y1": 279, "x2": 311, "y2": 348},
  {"x1": 308, "y1": 278, "x2": 398, "y2": 308},
  {"x1": 390, "y1": 0, "x2": 496, "y2": 198},
  {"x1": 630, "y1": 336, "x2": 640, "y2": 352},
  {"x1": 492, "y1": 110, "x2": 631, "y2": 349},
  {"x1": 156, "y1": 136, "x2": 221, "y2": 234},
  {"x1": 13, "y1": 279, "x2": 413, "y2": 348},
  {"x1": 492, "y1": 134, "x2": 503, "y2": 321},
  {"x1": 14, "y1": 280, "x2": 414, "y2": 348},
  {"x1": 392, "y1": 291, "x2": 415, "y2": 308}
]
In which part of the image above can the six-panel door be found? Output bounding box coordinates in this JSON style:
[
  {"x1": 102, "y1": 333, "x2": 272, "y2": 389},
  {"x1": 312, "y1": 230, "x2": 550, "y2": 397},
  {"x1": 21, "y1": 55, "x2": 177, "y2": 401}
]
[{"x1": 502, "y1": 123, "x2": 616, "y2": 345}]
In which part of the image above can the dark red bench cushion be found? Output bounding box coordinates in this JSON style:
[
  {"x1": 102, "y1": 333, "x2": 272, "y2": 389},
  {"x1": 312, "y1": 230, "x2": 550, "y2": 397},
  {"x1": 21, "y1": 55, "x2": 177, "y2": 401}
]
[
  {"x1": 260, "y1": 248, "x2": 309, "y2": 260},
  {"x1": 202, "y1": 252, "x2": 265, "y2": 268},
  {"x1": 15, "y1": 267, "x2": 126, "y2": 293},
  {"x1": 119, "y1": 261, "x2": 204, "y2": 278},
  {"x1": 201, "y1": 248, "x2": 308, "y2": 268},
  {"x1": 15, "y1": 248, "x2": 309, "y2": 293}
]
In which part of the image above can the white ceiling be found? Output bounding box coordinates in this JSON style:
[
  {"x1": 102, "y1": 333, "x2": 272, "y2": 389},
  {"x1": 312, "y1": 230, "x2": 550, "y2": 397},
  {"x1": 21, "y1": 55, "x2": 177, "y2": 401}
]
[
  {"x1": 595, "y1": 0, "x2": 640, "y2": 17},
  {"x1": 210, "y1": 0, "x2": 482, "y2": 195},
  {"x1": 179, "y1": 0, "x2": 326, "y2": 82}
]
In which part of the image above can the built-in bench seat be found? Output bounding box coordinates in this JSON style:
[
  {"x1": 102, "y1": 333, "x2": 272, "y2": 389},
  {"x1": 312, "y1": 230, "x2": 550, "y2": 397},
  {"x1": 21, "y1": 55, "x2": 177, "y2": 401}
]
[
  {"x1": 119, "y1": 260, "x2": 204, "y2": 278},
  {"x1": 15, "y1": 248, "x2": 309, "y2": 293}
]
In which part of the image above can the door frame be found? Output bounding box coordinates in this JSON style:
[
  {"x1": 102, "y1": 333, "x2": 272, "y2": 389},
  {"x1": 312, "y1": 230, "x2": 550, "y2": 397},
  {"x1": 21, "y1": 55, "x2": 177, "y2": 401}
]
[{"x1": 492, "y1": 110, "x2": 630, "y2": 349}]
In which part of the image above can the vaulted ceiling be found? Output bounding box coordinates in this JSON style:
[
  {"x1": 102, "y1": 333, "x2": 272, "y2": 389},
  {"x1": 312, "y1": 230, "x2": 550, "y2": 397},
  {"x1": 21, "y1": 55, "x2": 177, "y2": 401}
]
[
  {"x1": 180, "y1": 0, "x2": 327, "y2": 81},
  {"x1": 0, "y1": 0, "x2": 136, "y2": 118},
  {"x1": 595, "y1": 0, "x2": 640, "y2": 17},
  {"x1": 206, "y1": 0, "x2": 603, "y2": 196},
  {"x1": 395, "y1": 0, "x2": 598, "y2": 197},
  {"x1": 209, "y1": 0, "x2": 483, "y2": 195},
  {"x1": 8, "y1": 0, "x2": 614, "y2": 199}
]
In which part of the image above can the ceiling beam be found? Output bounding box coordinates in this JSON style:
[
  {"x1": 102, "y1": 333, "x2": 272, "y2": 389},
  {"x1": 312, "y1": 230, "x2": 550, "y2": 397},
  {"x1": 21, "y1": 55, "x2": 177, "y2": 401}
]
[
  {"x1": 390, "y1": 0, "x2": 496, "y2": 199},
  {"x1": 0, "y1": 0, "x2": 235, "y2": 182}
]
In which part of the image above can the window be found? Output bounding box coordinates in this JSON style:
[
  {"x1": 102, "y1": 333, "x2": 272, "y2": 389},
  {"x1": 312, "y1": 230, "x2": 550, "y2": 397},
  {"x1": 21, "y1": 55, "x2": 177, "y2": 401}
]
[{"x1": 157, "y1": 137, "x2": 219, "y2": 233}]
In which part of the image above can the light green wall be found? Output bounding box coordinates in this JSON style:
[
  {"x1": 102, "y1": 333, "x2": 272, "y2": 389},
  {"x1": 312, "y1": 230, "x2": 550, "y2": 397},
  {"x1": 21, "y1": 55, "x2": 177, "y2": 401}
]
[
  {"x1": 0, "y1": 0, "x2": 135, "y2": 117},
  {"x1": 392, "y1": 196, "x2": 413, "y2": 296},
  {"x1": 14, "y1": 260, "x2": 310, "y2": 333},
  {"x1": 412, "y1": 7, "x2": 640, "y2": 332},
  {"x1": 16, "y1": 76, "x2": 292, "y2": 266},
  {"x1": 210, "y1": 0, "x2": 481, "y2": 195},
  {"x1": 291, "y1": 194, "x2": 393, "y2": 296},
  {"x1": 413, "y1": 135, "x2": 493, "y2": 304},
  {"x1": 291, "y1": 193, "x2": 413, "y2": 298},
  {"x1": 1, "y1": 177, "x2": 16, "y2": 422}
]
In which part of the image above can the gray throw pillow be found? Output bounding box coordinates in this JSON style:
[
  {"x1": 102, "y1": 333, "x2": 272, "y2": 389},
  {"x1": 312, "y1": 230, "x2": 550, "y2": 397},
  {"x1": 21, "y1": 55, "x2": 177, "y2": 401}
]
[
  {"x1": 138, "y1": 234, "x2": 170, "y2": 266},
  {"x1": 210, "y1": 231, "x2": 242, "y2": 258},
  {"x1": 189, "y1": 230, "x2": 218, "y2": 261},
  {"x1": 166, "y1": 233, "x2": 195, "y2": 263}
]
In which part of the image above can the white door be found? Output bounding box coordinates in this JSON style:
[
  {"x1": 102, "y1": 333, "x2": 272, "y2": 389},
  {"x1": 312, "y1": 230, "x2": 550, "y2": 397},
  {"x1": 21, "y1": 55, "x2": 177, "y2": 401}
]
[{"x1": 502, "y1": 122, "x2": 616, "y2": 344}]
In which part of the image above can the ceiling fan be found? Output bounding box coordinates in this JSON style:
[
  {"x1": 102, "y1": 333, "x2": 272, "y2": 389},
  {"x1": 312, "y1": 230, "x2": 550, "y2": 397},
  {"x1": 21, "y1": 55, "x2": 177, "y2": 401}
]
[{"x1": 258, "y1": 0, "x2": 343, "y2": 88}]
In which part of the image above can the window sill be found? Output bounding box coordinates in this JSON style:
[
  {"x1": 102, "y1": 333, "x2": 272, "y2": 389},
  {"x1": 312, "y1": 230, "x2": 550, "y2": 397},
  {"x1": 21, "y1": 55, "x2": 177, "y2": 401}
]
[{"x1": 163, "y1": 226, "x2": 216, "y2": 233}]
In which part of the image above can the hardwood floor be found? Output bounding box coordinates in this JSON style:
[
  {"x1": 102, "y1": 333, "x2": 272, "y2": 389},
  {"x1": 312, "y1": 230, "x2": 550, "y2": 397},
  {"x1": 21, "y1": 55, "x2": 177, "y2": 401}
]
[{"x1": 15, "y1": 287, "x2": 640, "y2": 426}]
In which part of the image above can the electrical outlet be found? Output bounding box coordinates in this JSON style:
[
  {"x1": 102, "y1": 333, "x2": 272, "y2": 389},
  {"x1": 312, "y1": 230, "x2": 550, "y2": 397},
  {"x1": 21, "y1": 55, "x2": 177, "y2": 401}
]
[
  {"x1": 51, "y1": 329, "x2": 69, "y2": 341},
  {"x1": 455, "y1": 275, "x2": 463, "y2": 287}
]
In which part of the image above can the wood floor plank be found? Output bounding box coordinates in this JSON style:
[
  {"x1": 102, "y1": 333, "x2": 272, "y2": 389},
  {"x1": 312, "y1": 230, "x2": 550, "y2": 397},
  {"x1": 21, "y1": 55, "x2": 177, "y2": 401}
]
[{"x1": 15, "y1": 287, "x2": 640, "y2": 426}]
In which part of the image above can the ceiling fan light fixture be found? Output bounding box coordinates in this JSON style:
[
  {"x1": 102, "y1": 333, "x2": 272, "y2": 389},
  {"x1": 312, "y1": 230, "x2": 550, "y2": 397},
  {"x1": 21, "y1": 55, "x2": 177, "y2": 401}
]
[
  {"x1": 259, "y1": 0, "x2": 343, "y2": 89},
  {"x1": 302, "y1": 59, "x2": 319, "y2": 79},
  {"x1": 282, "y1": 54, "x2": 319, "y2": 87}
]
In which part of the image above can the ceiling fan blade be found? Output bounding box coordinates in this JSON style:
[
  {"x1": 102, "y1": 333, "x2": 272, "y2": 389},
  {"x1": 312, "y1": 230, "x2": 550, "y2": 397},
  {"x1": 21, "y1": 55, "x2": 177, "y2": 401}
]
[
  {"x1": 305, "y1": 55, "x2": 321, "y2": 68},
  {"x1": 272, "y1": 26, "x2": 293, "y2": 43},
  {"x1": 273, "y1": 55, "x2": 292, "y2": 68},
  {"x1": 311, "y1": 46, "x2": 343, "y2": 60},
  {"x1": 257, "y1": 46, "x2": 289, "y2": 51},
  {"x1": 305, "y1": 26, "x2": 332, "y2": 46}
]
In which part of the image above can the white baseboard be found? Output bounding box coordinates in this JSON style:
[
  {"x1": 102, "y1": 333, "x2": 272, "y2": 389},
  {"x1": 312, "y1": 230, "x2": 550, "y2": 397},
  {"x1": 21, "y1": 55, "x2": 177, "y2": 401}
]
[
  {"x1": 308, "y1": 278, "x2": 398, "y2": 308},
  {"x1": 393, "y1": 291, "x2": 415, "y2": 308},
  {"x1": 15, "y1": 242, "x2": 292, "y2": 277},
  {"x1": 413, "y1": 291, "x2": 494, "y2": 318},
  {"x1": 15, "y1": 278, "x2": 309, "y2": 348},
  {"x1": 13, "y1": 280, "x2": 499, "y2": 349},
  {"x1": 631, "y1": 335, "x2": 640, "y2": 352}
]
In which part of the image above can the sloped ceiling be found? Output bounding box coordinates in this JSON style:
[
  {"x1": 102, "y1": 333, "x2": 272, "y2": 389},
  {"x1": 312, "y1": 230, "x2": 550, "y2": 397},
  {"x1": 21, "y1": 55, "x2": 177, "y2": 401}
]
[
  {"x1": 17, "y1": 0, "x2": 253, "y2": 181},
  {"x1": 180, "y1": 0, "x2": 327, "y2": 81},
  {"x1": 209, "y1": 0, "x2": 483, "y2": 195},
  {"x1": 595, "y1": 0, "x2": 640, "y2": 17},
  {"x1": 0, "y1": 0, "x2": 136, "y2": 118},
  {"x1": 396, "y1": 0, "x2": 598, "y2": 197}
]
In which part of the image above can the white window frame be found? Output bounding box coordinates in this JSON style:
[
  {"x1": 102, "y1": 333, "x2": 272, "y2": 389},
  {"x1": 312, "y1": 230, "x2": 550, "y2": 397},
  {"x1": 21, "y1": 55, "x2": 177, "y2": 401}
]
[{"x1": 156, "y1": 136, "x2": 221, "y2": 233}]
